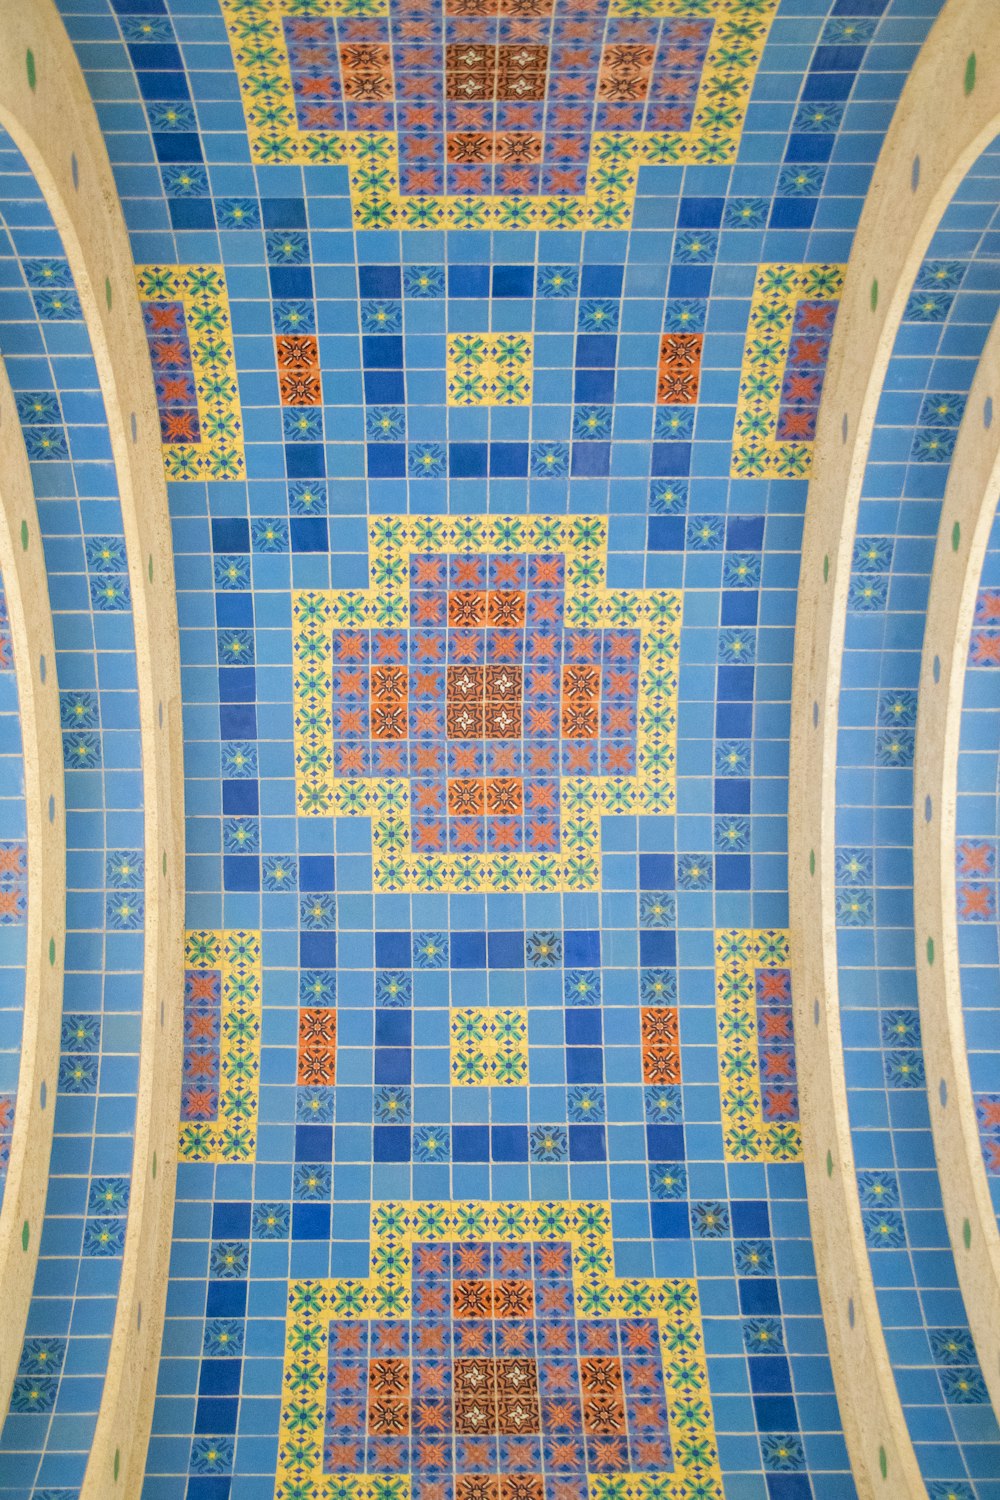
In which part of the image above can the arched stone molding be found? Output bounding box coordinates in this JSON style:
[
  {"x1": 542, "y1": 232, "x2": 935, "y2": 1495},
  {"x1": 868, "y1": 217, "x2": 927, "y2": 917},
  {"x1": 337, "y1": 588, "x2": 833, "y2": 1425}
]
[
  {"x1": 0, "y1": 356, "x2": 66, "y2": 1422},
  {"x1": 789, "y1": 1, "x2": 1000, "y2": 1494},
  {"x1": 0, "y1": 1, "x2": 184, "y2": 1492},
  {"x1": 913, "y1": 308, "x2": 1000, "y2": 1418}
]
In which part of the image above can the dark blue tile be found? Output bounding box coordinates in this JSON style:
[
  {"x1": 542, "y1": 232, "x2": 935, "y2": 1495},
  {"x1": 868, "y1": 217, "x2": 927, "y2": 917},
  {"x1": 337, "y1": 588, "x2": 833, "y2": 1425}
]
[
  {"x1": 568, "y1": 1124, "x2": 606, "y2": 1161},
  {"x1": 375, "y1": 1012, "x2": 411, "y2": 1046},
  {"x1": 374, "y1": 1047, "x2": 411, "y2": 1084},
  {"x1": 269, "y1": 266, "x2": 313, "y2": 298},
  {"x1": 373, "y1": 1126, "x2": 411, "y2": 1162},
  {"x1": 565, "y1": 929, "x2": 600, "y2": 966},
  {"x1": 300, "y1": 933, "x2": 336, "y2": 969},
  {"x1": 647, "y1": 516, "x2": 686, "y2": 551},
  {"x1": 651, "y1": 443, "x2": 691, "y2": 476},
  {"x1": 714, "y1": 780, "x2": 751, "y2": 814},
  {"x1": 453, "y1": 1125, "x2": 490, "y2": 1161},
  {"x1": 489, "y1": 443, "x2": 528, "y2": 477},
  {"x1": 222, "y1": 780, "x2": 258, "y2": 816},
  {"x1": 650, "y1": 1202, "x2": 689, "y2": 1237},
  {"x1": 452, "y1": 930, "x2": 486, "y2": 968},
  {"x1": 367, "y1": 444, "x2": 407, "y2": 478},
  {"x1": 570, "y1": 441, "x2": 610, "y2": 476},
  {"x1": 639, "y1": 855, "x2": 674, "y2": 890},
  {"x1": 449, "y1": 443, "x2": 488, "y2": 478},
  {"x1": 493, "y1": 265, "x2": 534, "y2": 297},
  {"x1": 573, "y1": 369, "x2": 615, "y2": 403},
  {"x1": 639, "y1": 930, "x2": 676, "y2": 966},
  {"x1": 487, "y1": 930, "x2": 523, "y2": 968},
  {"x1": 212, "y1": 1202, "x2": 251, "y2": 1239},
  {"x1": 646, "y1": 1124, "x2": 684, "y2": 1159},
  {"x1": 738, "y1": 1279, "x2": 781, "y2": 1316},
  {"x1": 580, "y1": 265, "x2": 623, "y2": 296},
  {"x1": 677, "y1": 196, "x2": 725, "y2": 227},
  {"x1": 260, "y1": 197, "x2": 307, "y2": 228},
  {"x1": 359, "y1": 265, "x2": 402, "y2": 297},
  {"x1": 566, "y1": 1048, "x2": 603, "y2": 1083},
  {"x1": 285, "y1": 443, "x2": 326, "y2": 478},
  {"x1": 299, "y1": 855, "x2": 335, "y2": 891},
  {"x1": 292, "y1": 1203, "x2": 331, "y2": 1238},
  {"x1": 449, "y1": 265, "x2": 490, "y2": 298},
  {"x1": 211, "y1": 519, "x2": 250, "y2": 553},
  {"x1": 491, "y1": 1126, "x2": 529, "y2": 1161},
  {"x1": 376, "y1": 931, "x2": 411, "y2": 967},
  {"x1": 194, "y1": 1397, "x2": 239, "y2": 1434},
  {"x1": 295, "y1": 1125, "x2": 332, "y2": 1159},
  {"x1": 291, "y1": 518, "x2": 329, "y2": 552},
  {"x1": 205, "y1": 1281, "x2": 246, "y2": 1318},
  {"x1": 565, "y1": 1011, "x2": 601, "y2": 1046},
  {"x1": 223, "y1": 856, "x2": 259, "y2": 893},
  {"x1": 732, "y1": 1200, "x2": 771, "y2": 1237},
  {"x1": 198, "y1": 1359, "x2": 241, "y2": 1396}
]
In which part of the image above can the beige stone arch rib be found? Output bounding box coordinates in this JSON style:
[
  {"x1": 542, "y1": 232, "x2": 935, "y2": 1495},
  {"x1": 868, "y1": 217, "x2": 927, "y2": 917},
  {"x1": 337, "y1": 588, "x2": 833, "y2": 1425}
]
[
  {"x1": 0, "y1": 1, "x2": 185, "y2": 1490},
  {"x1": 913, "y1": 308, "x2": 1000, "y2": 1419},
  {"x1": 789, "y1": 1, "x2": 1000, "y2": 1495},
  {"x1": 0, "y1": 356, "x2": 66, "y2": 1420}
]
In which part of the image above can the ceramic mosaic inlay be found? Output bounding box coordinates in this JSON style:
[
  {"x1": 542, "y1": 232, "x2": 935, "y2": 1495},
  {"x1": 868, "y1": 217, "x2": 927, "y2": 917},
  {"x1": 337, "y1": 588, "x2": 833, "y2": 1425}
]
[
  {"x1": 714, "y1": 930, "x2": 800, "y2": 1164},
  {"x1": 220, "y1": 0, "x2": 778, "y2": 230},
  {"x1": 293, "y1": 516, "x2": 680, "y2": 892},
  {"x1": 136, "y1": 264, "x2": 245, "y2": 479},
  {"x1": 275, "y1": 1200, "x2": 722, "y2": 1500},
  {"x1": 731, "y1": 263, "x2": 844, "y2": 479},
  {"x1": 179, "y1": 930, "x2": 263, "y2": 1163}
]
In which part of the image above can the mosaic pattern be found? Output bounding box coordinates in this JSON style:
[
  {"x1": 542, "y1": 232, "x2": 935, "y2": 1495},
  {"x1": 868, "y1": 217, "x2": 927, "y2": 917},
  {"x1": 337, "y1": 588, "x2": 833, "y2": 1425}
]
[
  {"x1": 446, "y1": 334, "x2": 533, "y2": 406},
  {"x1": 221, "y1": 0, "x2": 778, "y2": 230},
  {"x1": 275, "y1": 1200, "x2": 721, "y2": 1500},
  {"x1": 450, "y1": 1008, "x2": 529, "y2": 1084},
  {"x1": 714, "y1": 930, "x2": 800, "y2": 1164},
  {"x1": 293, "y1": 516, "x2": 680, "y2": 892},
  {"x1": 731, "y1": 263, "x2": 844, "y2": 479},
  {"x1": 136, "y1": 264, "x2": 245, "y2": 479},
  {"x1": 179, "y1": 930, "x2": 262, "y2": 1163}
]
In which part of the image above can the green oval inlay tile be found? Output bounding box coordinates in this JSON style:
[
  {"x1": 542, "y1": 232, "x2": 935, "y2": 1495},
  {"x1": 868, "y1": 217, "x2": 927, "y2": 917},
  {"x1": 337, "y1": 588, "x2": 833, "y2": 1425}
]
[
  {"x1": 114, "y1": 1448, "x2": 120, "y2": 1482},
  {"x1": 822, "y1": 554, "x2": 829, "y2": 583},
  {"x1": 148, "y1": 555, "x2": 153, "y2": 582},
  {"x1": 48, "y1": 936, "x2": 55, "y2": 966},
  {"x1": 105, "y1": 277, "x2": 112, "y2": 311},
  {"x1": 809, "y1": 849, "x2": 815, "y2": 876},
  {"x1": 879, "y1": 1446, "x2": 887, "y2": 1480},
  {"x1": 870, "y1": 278, "x2": 878, "y2": 312},
  {"x1": 26, "y1": 50, "x2": 36, "y2": 90},
  {"x1": 20, "y1": 519, "x2": 28, "y2": 550},
  {"x1": 963, "y1": 1218, "x2": 972, "y2": 1250},
  {"x1": 162, "y1": 851, "x2": 167, "y2": 876},
  {"x1": 21, "y1": 1220, "x2": 29, "y2": 1252},
  {"x1": 964, "y1": 52, "x2": 976, "y2": 95},
  {"x1": 952, "y1": 521, "x2": 961, "y2": 552},
  {"x1": 826, "y1": 1149, "x2": 833, "y2": 1178},
  {"x1": 927, "y1": 936, "x2": 934, "y2": 965},
  {"x1": 153, "y1": 1150, "x2": 158, "y2": 1180}
]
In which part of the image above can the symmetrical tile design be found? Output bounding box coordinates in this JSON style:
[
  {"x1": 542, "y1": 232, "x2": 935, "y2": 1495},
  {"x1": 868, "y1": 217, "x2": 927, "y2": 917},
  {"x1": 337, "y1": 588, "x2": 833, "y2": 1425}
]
[
  {"x1": 276, "y1": 1200, "x2": 721, "y2": 1500},
  {"x1": 179, "y1": 930, "x2": 262, "y2": 1163},
  {"x1": 450, "y1": 1007, "x2": 529, "y2": 1085},
  {"x1": 136, "y1": 264, "x2": 245, "y2": 479},
  {"x1": 731, "y1": 263, "x2": 843, "y2": 478},
  {"x1": 714, "y1": 930, "x2": 800, "y2": 1164},
  {"x1": 293, "y1": 516, "x2": 680, "y2": 891},
  {"x1": 446, "y1": 334, "x2": 533, "y2": 406},
  {"x1": 221, "y1": 0, "x2": 777, "y2": 230}
]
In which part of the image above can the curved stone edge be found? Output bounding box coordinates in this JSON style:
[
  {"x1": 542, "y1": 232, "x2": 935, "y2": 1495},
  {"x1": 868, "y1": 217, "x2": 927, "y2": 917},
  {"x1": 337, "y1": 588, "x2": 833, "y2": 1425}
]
[
  {"x1": 0, "y1": 354, "x2": 66, "y2": 1420},
  {"x1": 789, "y1": 2, "x2": 1000, "y2": 1495},
  {"x1": 913, "y1": 310, "x2": 1000, "y2": 1418},
  {"x1": 0, "y1": 2, "x2": 185, "y2": 1490}
]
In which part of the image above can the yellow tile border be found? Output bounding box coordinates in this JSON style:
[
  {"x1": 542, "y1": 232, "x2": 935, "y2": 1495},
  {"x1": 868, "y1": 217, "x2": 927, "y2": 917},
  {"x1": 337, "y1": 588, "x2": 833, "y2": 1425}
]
[
  {"x1": 275, "y1": 1199, "x2": 723, "y2": 1500},
  {"x1": 220, "y1": 0, "x2": 779, "y2": 229},
  {"x1": 731, "y1": 263, "x2": 845, "y2": 480},
  {"x1": 292, "y1": 515, "x2": 680, "y2": 893},
  {"x1": 135, "y1": 264, "x2": 245, "y2": 481},
  {"x1": 178, "y1": 930, "x2": 263, "y2": 1165},
  {"x1": 714, "y1": 928, "x2": 801, "y2": 1164}
]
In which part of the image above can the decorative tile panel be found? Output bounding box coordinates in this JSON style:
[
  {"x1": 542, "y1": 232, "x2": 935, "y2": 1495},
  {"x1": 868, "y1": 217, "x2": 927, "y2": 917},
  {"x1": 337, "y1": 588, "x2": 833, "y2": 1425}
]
[
  {"x1": 714, "y1": 929, "x2": 801, "y2": 1164},
  {"x1": 136, "y1": 264, "x2": 245, "y2": 479},
  {"x1": 446, "y1": 334, "x2": 533, "y2": 406},
  {"x1": 221, "y1": 0, "x2": 778, "y2": 230},
  {"x1": 731, "y1": 263, "x2": 844, "y2": 479},
  {"x1": 180, "y1": 930, "x2": 262, "y2": 1163},
  {"x1": 275, "y1": 1200, "x2": 722, "y2": 1500},
  {"x1": 293, "y1": 516, "x2": 680, "y2": 892},
  {"x1": 450, "y1": 1007, "x2": 529, "y2": 1085}
]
